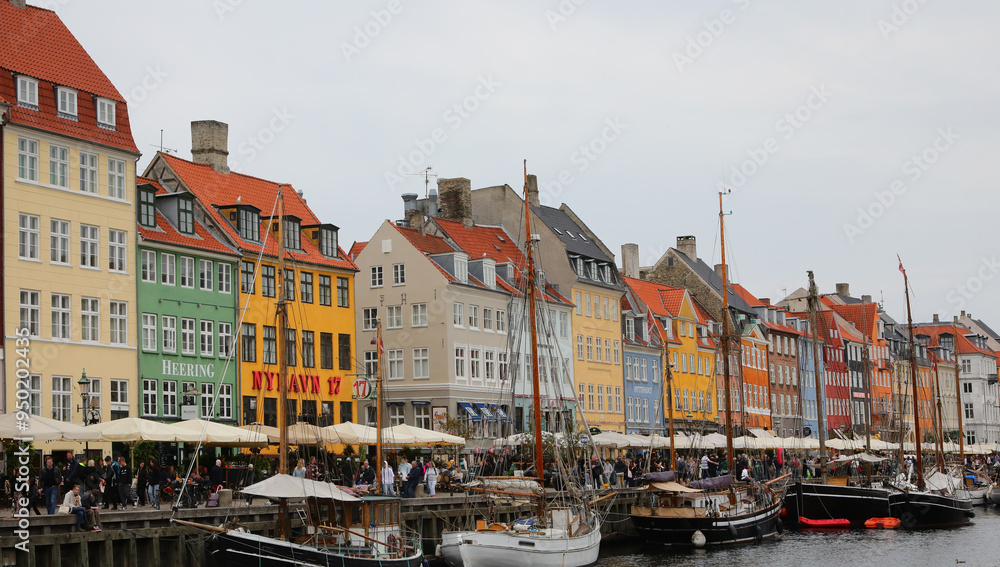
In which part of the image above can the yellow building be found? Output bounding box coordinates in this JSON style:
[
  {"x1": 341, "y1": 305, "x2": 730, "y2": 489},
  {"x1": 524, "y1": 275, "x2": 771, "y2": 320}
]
[
  {"x1": 143, "y1": 122, "x2": 358, "y2": 443},
  {"x1": 2, "y1": 2, "x2": 140, "y2": 460}
]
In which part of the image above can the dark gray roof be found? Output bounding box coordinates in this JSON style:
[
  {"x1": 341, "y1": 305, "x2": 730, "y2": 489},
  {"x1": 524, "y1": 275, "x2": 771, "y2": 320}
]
[
  {"x1": 533, "y1": 205, "x2": 612, "y2": 263},
  {"x1": 973, "y1": 318, "x2": 1000, "y2": 342},
  {"x1": 670, "y1": 249, "x2": 756, "y2": 316}
]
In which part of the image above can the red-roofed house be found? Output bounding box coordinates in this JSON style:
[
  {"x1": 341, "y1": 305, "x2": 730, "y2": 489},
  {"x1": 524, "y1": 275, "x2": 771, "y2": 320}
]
[
  {"x1": 143, "y1": 123, "x2": 359, "y2": 439},
  {"x1": 353, "y1": 216, "x2": 575, "y2": 438},
  {"x1": 2, "y1": 1, "x2": 141, "y2": 447}
]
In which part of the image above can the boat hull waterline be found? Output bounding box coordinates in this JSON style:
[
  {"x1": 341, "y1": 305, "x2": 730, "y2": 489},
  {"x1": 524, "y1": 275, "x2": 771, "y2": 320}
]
[
  {"x1": 439, "y1": 525, "x2": 601, "y2": 567},
  {"x1": 209, "y1": 530, "x2": 425, "y2": 567},
  {"x1": 632, "y1": 497, "x2": 783, "y2": 548},
  {"x1": 888, "y1": 491, "x2": 974, "y2": 529},
  {"x1": 784, "y1": 481, "x2": 890, "y2": 527}
]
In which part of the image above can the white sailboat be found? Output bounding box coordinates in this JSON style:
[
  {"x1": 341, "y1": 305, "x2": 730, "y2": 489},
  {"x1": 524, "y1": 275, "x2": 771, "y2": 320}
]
[{"x1": 439, "y1": 163, "x2": 602, "y2": 567}]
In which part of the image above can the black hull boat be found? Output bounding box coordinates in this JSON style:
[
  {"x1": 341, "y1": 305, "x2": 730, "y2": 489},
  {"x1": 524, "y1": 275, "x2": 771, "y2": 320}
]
[
  {"x1": 209, "y1": 529, "x2": 425, "y2": 567},
  {"x1": 888, "y1": 491, "x2": 974, "y2": 529},
  {"x1": 633, "y1": 496, "x2": 783, "y2": 547},
  {"x1": 784, "y1": 481, "x2": 890, "y2": 526}
]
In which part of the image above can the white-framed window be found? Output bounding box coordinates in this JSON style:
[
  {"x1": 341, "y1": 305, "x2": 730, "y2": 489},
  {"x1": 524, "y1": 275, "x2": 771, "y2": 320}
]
[
  {"x1": 218, "y1": 384, "x2": 232, "y2": 419},
  {"x1": 180, "y1": 256, "x2": 195, "y2": 288},
  {"x1": 97, "y1": 98, "x2": 116, "y2": 129},
  {"x1": 469, "y1": 305, "x2": 479, "y2": 329},
  {"x1": 455, "y1": 345, "x2": 467, "y2": 379},
  {"x1": 586, "y1": 337, "x2": 593, "y2": 361},
  {"x1": 51, "y1": 293, "x2": 70, "y2": 339},
  {"x1": 559, "y1": 311, "x2": 569, "y2": 338},
  {"x1": 199, "y1": 259, "x2": 214, "y2": 290},
  {"x1": 577, "y1": 335, "x2": 584, "y2": 360},
  {"x1": 80, "y1": 224, "x2": 99, "y2": 268},
  {"x1": 163, "y1": 380, "x2": 177, "y2": 417},
  {"x1": 485, "y1": 350, "x2": 496, "y2": 382},
  {"x1": 386, "y1": 305, "x2": 402, "y2": 329},
  {"x1": 141, "y1": 250, "x2": 156, "y2": 282},
  {"x1": 200, "y1": 320, "x2": 214, "y2": 356},
  {"x1": 162, "y1": 315, "x2": 177, "y2": 353},
  {"x1": 584, "y1": 293, "x2": 591, "y2": 316},
  {"x1": 625, "y1": 356, "x2": 632, "y2": 380},
  {"x1": 614, "y1": 340, "x2": 620, "y2": 364},
  {"x1": 218, "y1": 263, "x2": 232, "y2": 293},
  {"x1": 17, "y1": 76, "x2": 37, "y2": 108},
  {"x1": 483, "y1": 307, "x2": 493, "y2": 331},
  {"x1": 26, "y1": 374, "x2": 41, "y2": 416},
  {"x1": 499, "y1": 352, "x2": 509, "y2": 381},
  {"x1": 219, "y1": 322, "x2": 233, "y2": 358},
  {"x1": 48, "y1": 219, "x2": 70, "y2": 264},
  {"x1": 455, "y1": 255, "x2": 468, "y2": 282},
  {"x1": 470, "y1": 348, "x2": 481, "y2": 380},
  {"x1": 393, "y1": 263, "x2": 405, "y2": 285},
  {"x1": 161, "y1": 253, "x2": 175, "y2": 285},
  {"x1": 605, "y1": 339, "x2": 611, "y2": 363},
  {"x1": 497, "y1": 310, "x2": 506, "y2": 333},
  {"x1": 18, "y1": 213, "x2": 39, "y2": 260},
  {"x1": 108, "y1": 229, "x2": 126, "y2": 272},
  {"x1": 411, "y1": 303, "x2": 427, "y2": 327},
  {"x1": 201, "y1": 383, "x2": 214, "y2": 418},
  {"x1": 56, "y1": 87, "x2": 77, "y2": 117},
  {"x1": 370, "y1": 265, "x2": 383, "y2": 288},
  {"x1": 595, "y1": 335, "x2": 602, "y2": 362},
  {"x1": 362, "y1": 307, "x2": 378, "y2": 331},
  {"x1": 142, "y1": 379, "x2": 158, "y2": 416},
  {"x1": 413, "y1": 348, "x2": 429, "y2": 379},
  {"x1": 110, "y1": 379, "x2": 128, "y2": 410},
  {"x1": 79, "y1": 151, "x2": 98, "y2": 193},
  {"x1": 108, "y1": 158, "x2": 126, "y2": 200},
  {"x1": 52, "y1": 376, "x2": 72, "y2": 422},
  {"x1": 81, "y1": 297, "x2": 99, "y2": 342},
  {"x1": 19, "y1": 290, "x2": 40, "y2": 336},
  {"x1": 181, "y1": 318, "x2": 196, "y2": 354},
  {"x1": 387, "y1": 349, "x2": 404, "y2": 380},
  {"x1": 142, "y1": 313, "x2": 157, "y2": 351},
  {"x1": 109, "y1": 301, "x2": 127, "y2": 345},
  {"x1": 453, "y1": 302, "x2": 464, "y2": 327},
  {"x1": 17, "y1": 137, "x2": 38, "y2": 181},
  {"x1": 49, "y1": 145, "x2": 68, "y2": 187},
  {"x1": 414, "y1": 404, "x2": 431, "y2": 429},
  {"x1": 597, "y1": 385, "x2": 604, "y2": 411},
  {"x1": 388, "y1": 404, "x2": 405, "y2": 426}
]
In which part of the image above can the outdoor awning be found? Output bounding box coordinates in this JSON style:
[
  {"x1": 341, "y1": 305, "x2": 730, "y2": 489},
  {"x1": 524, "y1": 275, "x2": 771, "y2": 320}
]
[
  {"x1": 411, "y1": 400, "x2": 430, "y2": 405},
  {"x1": 459, "y1": 402, "x2": 480, "y2": 422},
  {"x1": 492, "y1": 405, "x2": 511, "y2": 423},
  {"x1": 474, "y1": 403, "x2": 495, "y2": 422}
]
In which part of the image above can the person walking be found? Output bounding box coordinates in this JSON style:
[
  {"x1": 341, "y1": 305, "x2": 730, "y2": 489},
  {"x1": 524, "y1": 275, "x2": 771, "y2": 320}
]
[
  {"x1": 136, "y1": 461, "x2": 148, "y2": 507},
  {"x1": 40, "y1": 455, "x2": 62, "y2": 514},
  {"x1": 405, "y1": 459, "x2": 424, "y2": 498},
  {"x1": 61, "y1": 484, "x2": 87, "y2": 530},
  {"x1": 210, "y1": 459, "x2": 225, "y2": 493},
  {"x1": 425, "y1": 461, "x2": 439, "y2": 497},
  {"x1": 81, "y1": 488, "x2": 103, "y2": 531},
  {"x1": 102, "y1": 456, "x2": 118, "y2": 510},
  {"x1": 381, "y1": 460, "x2": 396, "y2": 495},
  {"x1": 147, "y1": 460, "x2": 161, "y2": 509},
  {"x1": 63, "y1": 451, "x2": 80, "y2": 496},
  {"x1": 116, "y1": 457, "x2": 134, "y2": 510}
]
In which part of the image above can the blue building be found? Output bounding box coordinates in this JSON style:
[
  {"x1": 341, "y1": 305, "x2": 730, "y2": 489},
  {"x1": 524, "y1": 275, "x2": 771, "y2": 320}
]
[
  {"x1": 621, "y1": 286, "x2": 666, "y2": 435},
  {"x1": 795, "y1": 318, "x2": 824, "y2": 439}
]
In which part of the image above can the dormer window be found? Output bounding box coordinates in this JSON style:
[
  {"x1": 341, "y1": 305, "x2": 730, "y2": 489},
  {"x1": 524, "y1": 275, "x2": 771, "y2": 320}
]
[
  {"x1": 483, "y1": 261, "x2": 496, "y2": 290},
  {"x1": 588, "y1": 261, "x2": 598, "y2": 280},
  {"x1": 238, "y1": 207, "x2": 260, "y2": 242},
  {"x1": 56, "y1": 87, "x2": 77, "y2": 119},
  {"x1": 319, "y1": 226, "x2": 338, "y2": 258},
  {"x1": 455, "y1": 255, "x2": 469, "y2": 283},
  {"x1": 96, "y1": 98, "x2": 116, "y2": 129},
  {"x1": 178, "y1": 197, "x2": 195, "y2": 235},
  {"x1": 17, "y1": 76, "x2": 37, "y2": 109},
  {"x1": 600, "y1": 264, "x2": 611, "y2": 283},
  {"x1": 625, "y1": 318, "x2": 635, "y2": 341},
  {"x1": 138, "y1": 187, "x2": 156, "y2": 228},
  {"x1": 282, "y1": 218, "x2": 300, "y2": 251}
]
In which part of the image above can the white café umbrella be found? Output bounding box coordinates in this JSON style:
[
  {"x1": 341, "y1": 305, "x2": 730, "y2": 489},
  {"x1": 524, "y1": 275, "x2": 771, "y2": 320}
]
[
  {"x1": 0, "y1": 413, "x2": 102, "y2": 442},
  {"x1": 384, "y1": 423, "x2": 465, "y2": 445},
  {"x1": 324, "y1": 421, "x2": 378, "y2": 445},
  {"x1": 175, "y1": 419, "x2": 268, "y2": 447},
  {"x1": 239, "y1": 423, "x2": 280, "y2": 444},
  {"x1": 92, "y1": 417, "x2": 203, "y2": 443}
]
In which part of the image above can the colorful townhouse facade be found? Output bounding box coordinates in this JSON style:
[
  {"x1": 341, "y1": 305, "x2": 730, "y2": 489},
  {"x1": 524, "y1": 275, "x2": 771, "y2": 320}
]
[
  {"x1": 135, "y1": 177, "x2": 240, "y2": 427},
  {"x1": 143, "y1": 122, "x2": 358, "y2": 438},
  {"x1": 619, "y1": 278, "x2": 666, "y2": 435},
  {"x1": 1, "y1": 2, "x2": 139, "y2": 459}
]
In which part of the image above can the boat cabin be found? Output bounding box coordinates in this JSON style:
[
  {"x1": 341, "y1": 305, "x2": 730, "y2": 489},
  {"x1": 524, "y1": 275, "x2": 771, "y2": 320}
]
[{"x1": 299, "y1": 495, "x2": 412, "y2": 559}]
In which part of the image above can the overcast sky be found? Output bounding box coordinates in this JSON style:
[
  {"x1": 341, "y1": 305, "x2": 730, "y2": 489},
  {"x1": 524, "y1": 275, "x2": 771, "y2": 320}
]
[{"x1": 46, "y1": 0, "x2": 1000, "y2": 328}]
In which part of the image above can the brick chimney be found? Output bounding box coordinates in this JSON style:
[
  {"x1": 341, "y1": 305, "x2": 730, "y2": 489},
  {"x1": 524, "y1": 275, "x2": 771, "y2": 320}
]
[
  {"x1": 438, "y1": 177, "x2": 473, "y2": 228},
  {"x1": 835, "y1": 283, "x2": 850, "y2": 296},
  {"x1": 191, "y1": 120, "x2": 230, "y2": 174},
  {"x1": 401, "y1": 193, "x2": 425, "y2": 235},
  {"x1": 933, "y1": 314, "x2": 940, "y2": 323},
  {"x1": 621, "y1": 243, "x2": 639, "y2": 278},
  {"x1": 861, "y1": 294, "x2": 872, "y2": 303},
  {"x1": 526, "y1": 174, "x2": 540, "y2": 208},
  {"x1": 676, "y1": 235, "x2": 697, "y2": 260},
  {"x1": 714, "y1": 264, "x2": 728, "y2": 278}
]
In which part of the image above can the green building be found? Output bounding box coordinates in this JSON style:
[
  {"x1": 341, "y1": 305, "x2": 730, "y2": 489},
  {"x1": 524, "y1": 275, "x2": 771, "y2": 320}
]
[{"x1": 136, "y1": 178, "x2": 241, "y2": 434}]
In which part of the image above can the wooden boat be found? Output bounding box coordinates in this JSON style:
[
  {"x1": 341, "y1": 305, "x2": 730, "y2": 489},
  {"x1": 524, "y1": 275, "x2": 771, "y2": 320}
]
[{"x1": 799, "y1": 517, "x2": 850, "y2": 529}]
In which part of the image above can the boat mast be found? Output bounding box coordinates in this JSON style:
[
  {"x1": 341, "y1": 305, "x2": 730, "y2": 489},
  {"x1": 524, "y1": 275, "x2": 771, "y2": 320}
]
[
  {"x1": 375, "y1": 320, "x2": 383, "y2": 493},
  {"x1": 663, "y1": 331, "x2": 676, "y2": 470},
  {"x1": 717, "y1": 191, "x2": 735, "y2": 473},
  {"x1": 807, "y1": 271, "x2": 828, "y2": 484},
  {"x1": 932, "y1": 354, "x2": 946, "y2": 468},
  {"x1": 954, "y1": 321, "x2": 965, "y2": 466},
  {"x1": 523, "y1": 161, "x2": 546, "y2": 522},
  {"x1": 901, "y1": 261, "x2": 924, "y2": 490},
  {"x1": 863, "y1": 340, "x2": 873, "y2": 456},
  {"x1": 277, "y1": 186, "x2": 289, "y2": 475}
]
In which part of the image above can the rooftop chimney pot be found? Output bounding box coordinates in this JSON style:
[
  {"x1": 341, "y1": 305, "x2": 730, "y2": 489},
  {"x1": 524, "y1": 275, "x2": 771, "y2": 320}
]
[
  {"x1": 836, "y1": 283, "x2": 850, "y2": 296},
  {"x1": 676, "y1": 235, "x2": 697, "y2": 261},
  {"x1": 190, "y1": 120, "x2": 230, "y2": 174},
  {"x1": 621, "y1": 244, "x2": 639, "y2": 279}
]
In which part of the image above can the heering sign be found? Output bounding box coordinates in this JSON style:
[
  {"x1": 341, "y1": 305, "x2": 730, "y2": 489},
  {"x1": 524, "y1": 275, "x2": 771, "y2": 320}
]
[
  {"x1": 251, "y1": 370, "x2": 342, "y2": 395},
  {"x1": 162, "y1": 360, "x2": 215, "y2": 378}
]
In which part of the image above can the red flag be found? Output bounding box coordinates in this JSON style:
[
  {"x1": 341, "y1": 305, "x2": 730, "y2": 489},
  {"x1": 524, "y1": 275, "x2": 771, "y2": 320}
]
[{"x1": 897, "y1": 254, "x2": 906, "y2": 276}]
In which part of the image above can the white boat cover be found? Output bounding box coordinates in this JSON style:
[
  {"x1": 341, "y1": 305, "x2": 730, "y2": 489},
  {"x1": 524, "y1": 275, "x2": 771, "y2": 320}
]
[{"x1": 242, "y1": 473, "x2": 361, "y2": 501}]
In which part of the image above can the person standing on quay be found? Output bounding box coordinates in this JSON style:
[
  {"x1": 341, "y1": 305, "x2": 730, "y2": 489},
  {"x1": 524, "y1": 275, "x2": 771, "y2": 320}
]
[
  {"x1": 103, "y1": 456, "x2": 119, "y2": 510},
  {"x1": 425, "y1": 461, "x2": 439, "y2": 496},
  {"x1": 147, "y1": 460, "x2": 161, "y2": 509},
  {"x1": 41, "y1": 455, "x2": 62, "y2": 514},
  {"x1": 116, "y1": 456, "x2": 135, "y2": 510},
  {"x1": 136, "y1": 461, "x2": 148, "y2": 506}
]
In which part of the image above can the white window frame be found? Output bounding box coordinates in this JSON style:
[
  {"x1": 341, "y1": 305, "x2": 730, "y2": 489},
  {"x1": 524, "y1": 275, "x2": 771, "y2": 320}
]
[
  {"x1": 392, "y1": 263, "x2": 405, "y2": 285},
  {"x1": 470, "y1": 348, "x2": 481, "y2": 380},
  {"x1": 48, "y1": 219, "x2": 70, "y2": 265},
  {"x1": 52, "y1": 376, "x2": 72, "y2": 422},
  {"x1": 413, "y1": 348, "x2": 429, "y2": 379},
  {"x1": 181, "y1": 318, "x2": 196, "y2": 354},
  {"x1": 108, "y1": 229, "x2": 126, "y2": 272},
  {"x1": 218, "y1": 384, "x2": 232, "y2": 419},
  {"x1": 199, "y1": 259, "x2": 214, "y2": 290},
  {"x1": 454, "y1": 345, "x2": 467, "y2": 380},
  {"x1": 483, "y1": 307, "x2": 493, "y2": 331},
  {"x1": 142, "y1": 313, "x2": 157, "y2": 351},
  {"x1": 17, "y1": 76, "x2": 38, "y2": 108},
  {"x1": 109, "y1": 301, "x2": 127, "y2": 345},
  {"x1": 81, "y1": 297, "x2": 99, "y2": 342},
  {"x1": 469, "y1": 305, "x2": 479, "y2": 329},
  {"x1": 109, "y1": 379, "x2": 128, "y2": 410},
  {"x1": 362, "y1": 308, "x2": 378, "y2": 331},
  {"x1": 142, "y1": 379, "x2": 158, "y2": 417},
  {"x1": 19, "y1": 290, "x2": 40, "y2": 336},
  {"x1": 496, "y1": 310, "x2": 506, "y2": 333},
  {"x1": 414, "y1": 404, "x2": 431, "y2": 429},
  {"x1": 387, "y1": 349, "x2": 404, "y2": 380},
  {"x1": 78, "y1": 151, "x2": 99, "y2": 194},
  {"x1": 97, "y1": 98, "x2": 116, "y2": 129},
  {"x1": 200, "y1": 320, "x2": 214, "y2": 356},
  {"x1": 386, "y1": 305, "x2": 402, "y2": 329},
  {"x1": 219, "y1": 322, "x2": 233, "y2": 358},
  {"x1": 453, "y1": 302, "x2": 464, "y2": 327},
  {"x1": 141, "y1": 250, "x2": 156, "y2": 282},
  {"x1": 49, "y1": 144, "x2": 68, "y2": 188},
  {"x1": 162, "y1": 315, "x2": 177, "y2": 353},
  {"x1": 180, "y1": 256, "x2": 195, "y2": 288},
  {"x1": 161, "y1": 253, "x2": 175, "y2": 285},
  {"x1": 17, "y1": 137, "x2": 38, "y2": 181},
  {"x1": 370, "y1": 265, "x2": 383, "y2": 288},
  {"x1": 51, "y1": 293, "x2": 71, "y2": 339},
  {"x1": 201, "y1": 383, "x2": 214, "y2": 419},
  {"x1": 218, "y1": 263, "x2": 232, "y2": 294},
  {"x1": 80, "y1": 224, "x2": 99, "y2": 269},
  {"x1": 56, "y1": 87, "x2": 77, "y2": 117},
  {"x1": 108, "y1": 158, "x2": 126, "y2": 200},
  {"x1": 19, "y1": 213, "x2": 39, "y2": 260},
  {"x1": 411, "y1": 303, "x2": 428, "y2": 327}
]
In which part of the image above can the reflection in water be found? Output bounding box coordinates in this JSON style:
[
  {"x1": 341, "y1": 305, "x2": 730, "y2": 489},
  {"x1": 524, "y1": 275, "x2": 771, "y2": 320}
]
[{"x1": 596, "y1": 505, "x2": 998, "y2": 567}]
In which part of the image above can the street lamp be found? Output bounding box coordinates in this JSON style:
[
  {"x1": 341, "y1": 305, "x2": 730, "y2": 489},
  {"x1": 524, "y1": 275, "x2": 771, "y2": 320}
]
[{"x1": 77, "y1": 370, "x2": 100, "y2": 426}]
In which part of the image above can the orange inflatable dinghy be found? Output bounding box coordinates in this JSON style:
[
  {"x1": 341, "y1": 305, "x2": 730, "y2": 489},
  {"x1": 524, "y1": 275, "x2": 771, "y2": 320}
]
[{"x1": 864, "y1": 517, "x2": 900, "y2": 529}]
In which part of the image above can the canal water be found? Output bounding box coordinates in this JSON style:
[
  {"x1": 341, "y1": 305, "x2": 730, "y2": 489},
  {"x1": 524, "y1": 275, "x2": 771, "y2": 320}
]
[{"x1": 596, "y1": 504, "x2": 1000, "y2": 567}]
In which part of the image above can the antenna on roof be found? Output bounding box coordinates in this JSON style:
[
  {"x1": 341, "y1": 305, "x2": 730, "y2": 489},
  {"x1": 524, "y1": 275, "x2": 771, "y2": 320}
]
[
  {"x1": 150, "y1": 129, "x2": 177, "y2": 154},
  {"x1": 407, "y1": 167, "x2": 438, "y2": 198}
]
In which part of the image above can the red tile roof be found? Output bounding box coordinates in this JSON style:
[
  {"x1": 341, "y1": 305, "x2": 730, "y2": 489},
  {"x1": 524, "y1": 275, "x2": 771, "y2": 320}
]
[
  {"x1": 156, "y1": 153, "x2": 357, "y2": 271},
  {"x1": 136, "y1": 176, "x2": 239, "y2": 257},
  {"x1": 435, "y1": 218, "x2": 526, "y2": 267},
  {"x1": 913, "y1": 323, "x2": 997, "y2": 359},
  {"x1": 622, "y1": 276, "x2": 685, "y2": 318},
  {"x1": 349, "y1": 241, "x2": 367, "y2": 261},
  {"x1": 395, "y1": 225, "x2": 456, "y2": 256},
  {"x1": 731, "y1": 283, "x2": 765, "y2": 308},
  {"x1": 0, "y1": 3, "x2": 137, "y2": 153},
  {"x1": 830, "y1": 303, "x2": 879, "y2": 341}
]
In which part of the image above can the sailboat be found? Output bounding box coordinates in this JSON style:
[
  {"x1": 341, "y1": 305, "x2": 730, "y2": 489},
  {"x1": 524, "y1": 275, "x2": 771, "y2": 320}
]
[
  {"x1": 175, "y1": 187, "x2": 425, "y2": 566},
  {"x1": 628, "y1": 191, "x2": 786, "y2": 548},
  {"x1": 439, "y1": 163, "x2": 602, "y2": 567},
  {"x1": 783, "y1": 272, "x2": 891, "y2": 526},
  {"x1": 886, "y1": 257, "x2": 972, "y2": 529}
]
